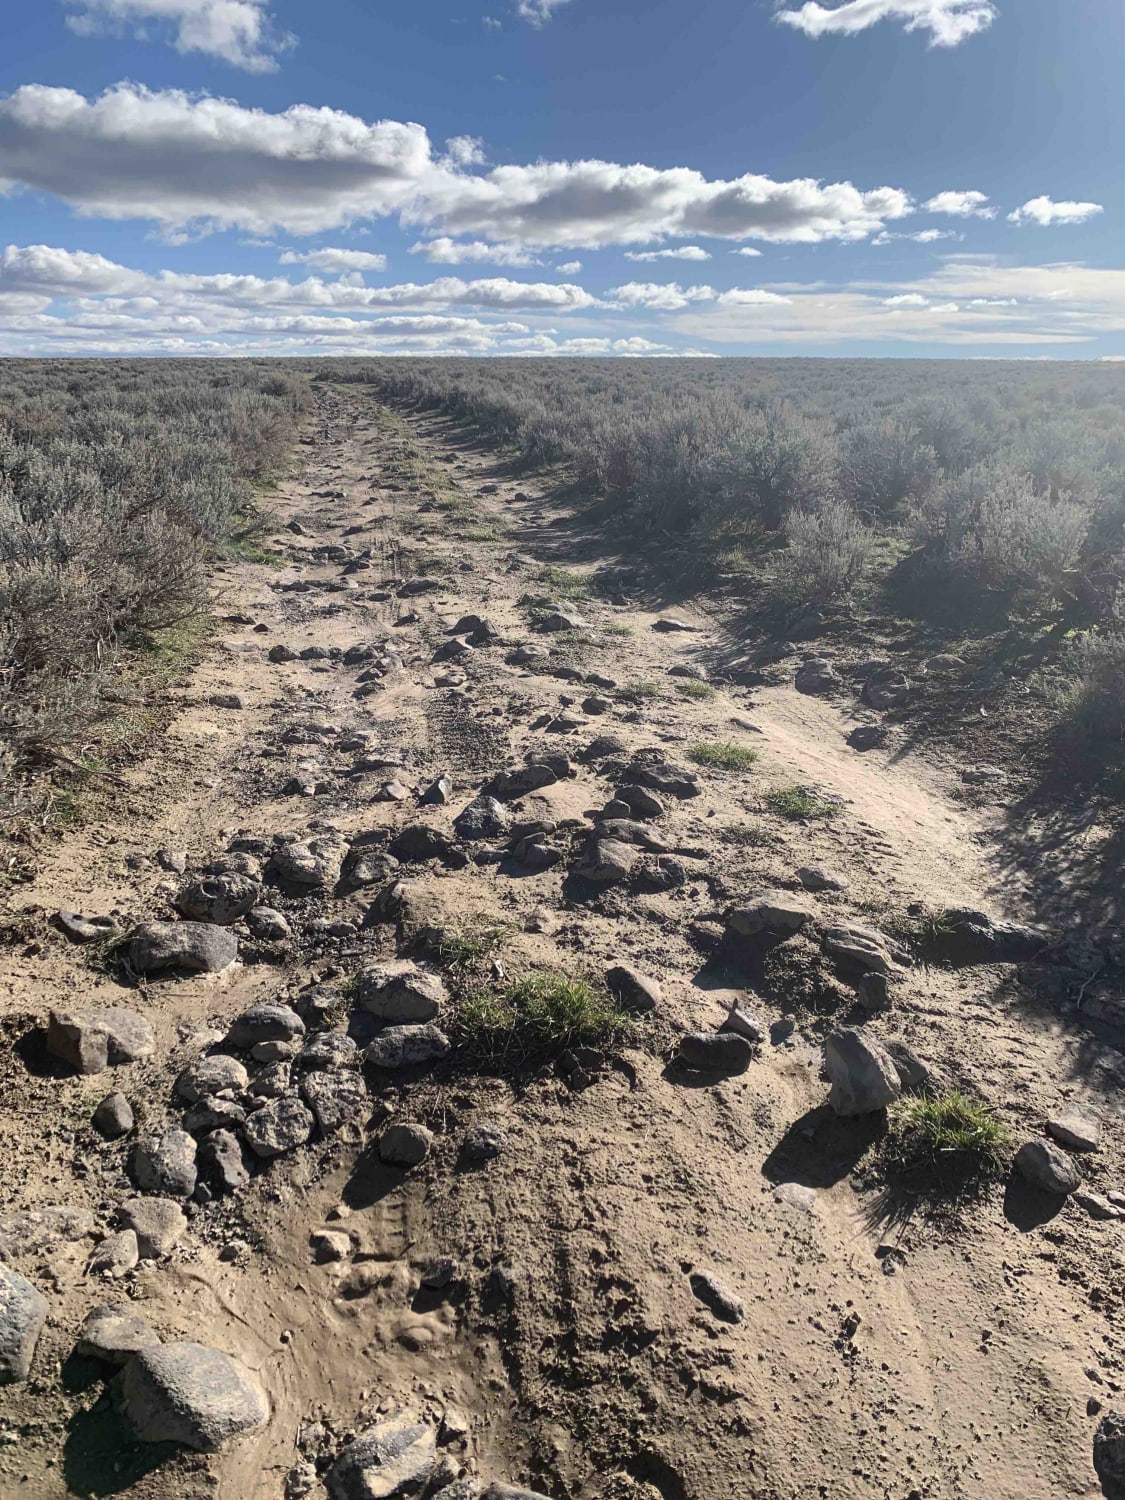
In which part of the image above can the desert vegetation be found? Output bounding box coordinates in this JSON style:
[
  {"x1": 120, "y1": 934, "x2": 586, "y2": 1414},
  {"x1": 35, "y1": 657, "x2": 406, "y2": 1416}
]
[{"x1": 0, "y1": 360, "x2": 309, "y2": 824}]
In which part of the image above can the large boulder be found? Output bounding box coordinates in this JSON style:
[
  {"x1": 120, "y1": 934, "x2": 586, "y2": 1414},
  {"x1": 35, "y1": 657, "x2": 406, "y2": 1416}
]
[
  {"x1": 175, "y1": 873, "x2": 260, "y2": 926},
  {"x1": 1014, "y1": 1139, "x2": 1080, "y2": 1196},
  {"x1": 47, "y1": 1007, "x2": 155, "y2": 1074},
  {"x1": 131, "y1": 1130, "x2": 198, "y2": 1198},
  {"x1": 0, "y1": 1267, "x2": 47, "y2": 1383},
  {"x1": 326, "y1": 1414, "x2": 436, "y2": 1499},
  {"x1": 824, "y1": 1029, "x2": 901, "y2": 1115},
  {"x1": 357, "y1": 964, "x2": 446, "y2": 1024},
  {"x1": 118, "y1": 1341, "x2": 269, "y2": 1452},
  {"x1": 242, "y1": 1095, "x2": 314, "y2": 1159},
  {"x1": 127, "y1": 921, "x2": 238, "y2": 976}
]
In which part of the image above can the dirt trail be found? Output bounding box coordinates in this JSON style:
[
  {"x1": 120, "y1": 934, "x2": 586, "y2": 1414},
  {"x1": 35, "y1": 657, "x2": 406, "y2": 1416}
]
[{"x1": 1, "y1": 382, "x2": 1122, "y2": 1500}]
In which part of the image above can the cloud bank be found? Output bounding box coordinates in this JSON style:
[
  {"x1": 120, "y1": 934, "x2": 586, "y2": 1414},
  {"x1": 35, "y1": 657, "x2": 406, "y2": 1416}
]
[
  {"x1": 63, "y1": 0, "x2": 295, "y2": 72},
  {"x1": 775, "y1": 0, "x2": 997, "y2": 47}
]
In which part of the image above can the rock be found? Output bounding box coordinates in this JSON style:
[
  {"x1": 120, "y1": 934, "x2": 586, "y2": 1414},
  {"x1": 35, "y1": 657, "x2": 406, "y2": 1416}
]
[
  {"x1": 358, "y1": 964, "x2": 446, "y2": 1023},
  {"x1": 632, "y1": 854, "x2": 687, "y2": 892},
  {"x1": 722, "y1": 1005, "x2": 766, "y2": 1045},
  {"x1": 119, "y1": 1198, "x2": 188, "y2": 1259},
  {"x1": 128, "y1": 921, "x2": 238, "y2": 976},
  {"x1": 156, "y1": 848, "x2": 189, "y2": 874},
  {"x1": 243, "y1": 1095, "x2": 315, "y2": 1159},
  {"x1": 926, "y1": 654, "x2": 966, "y2": 673},
  {"x1": 581, "y1": 734, "x2": 628, "y2": 761},
  {"x1": 515, "y1": 840, "x2": 564, "y2": 871},
  {"x1": 582, "y1": 694, "x2": 611, "y2": 715},
  {"x1": 1047, "y1": 1108, "x2": 1100, "y2": 1153},
  {"x1": 863, "y1": 668, "x2": 910, "y2": 710},
  {"x1": 797, "y1": 866, "x2": 847, "y2": 893},
  {"x1": 595, "y1": 818, "x2": 668, "y2": 852},
  {"x1": 1014, "y1": 1139, "x2": 1080, "y2": 1196},
  {"x1": 925, "y1": 908, "x2": 1047, "y2": 965},
  {"x1": 390, "y1": 826, "x2": 459, "y2": 864},
  {"x1": 688, "y1": 1271, "x2": 743, "y2": 1324},
  {"x1": 310, "y1": 1230, "x2": 351, "y2": 1263},
  {"x1": 600, "y1": 799, "x2": 632, "y2": 820},
  {"x1": 614, "y1": 784, "x2": 664, "y2": 819},
  {"x1": 0, "y1": 1268, "x2": 48, "y2": 1382},
  {"x1": 572, "y1": 838, "x2": 637, "y2": 884},
  {"x1": 604, "y1": 964, "x2": 662, "y2": 1013},
  {"x1": 327, "y1": 1417, "x2": 437, "y2": 1497},
  {"x1": 76, "y1": 1305, "x2": 160, "y2": 1366},
  {"x1": 824, "y1": 1029, "x2": 901, "y2": 1115},
  {"x1": 269, "y1": 644, "x2": 299, "y2": 662},
  {"x1": 245, "y1": 907, "x2": 292, "y2": 941},
  {"x1": 132, "y1": 1130, "x2": 198, "y2": 1198},
  {"x1": 454, "y1": 796, "x2": 509, "y2": 841},
  {"x1": 540, "y1": 609, "x2": 590, "y2": 632},
  {"x1": 175, "y1": 1054, "x2": 249, "y2": 1104},
  {"x1": 249, "y1": 1060, "x2": 293, "y2": 1100},
  {"x1": 653, "y1": 617, "x2": 697, "y2": 633},
  {"x1": 420, "y1": 774, "x2": 454, "y2": 806},
  {"x1": 378, "y1": 1123, "x2": 434, "y2": 1169},
  {"x1": 0, "y1": 1205, "x2": 96, "y2": 1259},
  {"x1": 366, "y1": 1024, "x2": 451, "y2": 1071},
  {"x1": 301, "y1": 1070, "x2": 367, "y2": 1133},
  {"x1": 677, "y1": 1031, "x2": 753, "y2": 1074},
  {"x1": 884, "y1": 1039, "x2": 928, "y2": 1089},
  {"x1": 488, "y1": 765, "x2": 558, "y2": 800},
  {"x1": 727, "y1": 892, "x2": 815, "y2": 938},
  {"x1": 1074, "y1": 1189, "x2": 1123, "y2": 1222},
  {"x1": 47, "y1": 1006, "x2": 155, "y2": 1074},
  {"x1": 93, "y1": 1091, "x2": 135, "y2": 1138},
  {"x1": 87, "y1": 1230, "x2": 140, "y2": 1278},
  {"x1": 53, "y1": 910, "x2": 115, "y2": 944},
  {"x1": 184, "y1": 1096, "x2": 248, "y2": 1135},
  {"x1": 227, "y1": 1004, "x2": 305, "y2": 1049},
  {"x1": 175, "y1": 873, "x2": 260, "y2": 926},
  {"x1": 118, "y1": 1341, "x2": 269, "y2": 1452},
  {"x1": 481, "y1": 1487, "x2": 550, "y2": 1500},
  {"x1": 397, "y1": 576, "x2": 443, "y2": 597},
  {"x1": 1094, "y1": 1410, "x2": 1125, "y2": 1489},
  {"x1": 199, "y1": 1130, "x2": 250, "y2": 1195},
  {"x1": 857, "y1": 971, "x2": 891, "y2": 1011},
  {"x1": 266, "y1": 837, "x2": 347, "y2": 891},
  {"x1": 622, "y1": 761, "x2": 700, "y2": 798},
  {"x1": 795, "y1": 658, "x2": 841, "y2": 695},
  {"x1": 847, "y1": 724, "x2": 886, "y2": 751},
  {"x1": 253, "y1": 1037, "x2": 300, "y2": 1064},
  {"x1": 821, "y1": 922, "x2": 906, "y2": 978},
  {"x1": 462, "y1": 1123, "x2": 505, "y2": 1163},
  {"x1": 297, "y1": 1032, "x2": 358, "y2": 1071},
  {"x1": 774, "y1": 1182, "x2": 817, "y2": 1213}
]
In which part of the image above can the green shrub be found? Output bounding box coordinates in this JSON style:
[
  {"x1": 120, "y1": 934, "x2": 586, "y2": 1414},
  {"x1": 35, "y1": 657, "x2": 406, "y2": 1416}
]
[
  {"x1": 765, "y1": 785, "x2": 838, "y2": 820},
  {"x1": 779, "y1": 496, "x2": 873, "y2": 603},
  {"x1": 675, "y1": 679, "x2": 715, "y2": 700},
  {"x1": 881, "y1": 1092, "x2": 1012, "y2": 1202},
  {"x1": 686, "y1": 740, "x2": 758, "y2": 770},
  {"x1": 458, "y1": 972, "x2": 633, "y2": 1069},
  {"x1": 1053, "y1": 630, "x2": 1125, "y2": 741}
]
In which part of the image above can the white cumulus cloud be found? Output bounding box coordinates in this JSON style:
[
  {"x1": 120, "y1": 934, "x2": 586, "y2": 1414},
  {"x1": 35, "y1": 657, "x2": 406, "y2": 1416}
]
[
  {"x1": 775, "y1": 0, "x2": 996, "y2": 47},
  {"x1": 1008, "y1": 196, "x2": 1104, "y2": 227},
  {"x1": 514, "y1": 0, "x2": 571, "y2": 24},
  {"x1": 63, "y1": 0, "x2": 295, "y2": 72},
  {"x1": 624, "y1": 245, "x2": 711, "y2": 262},
  {"x1": 409, "y1": 238, "x2": 541, "y2": 266},
  {"x1": 279, "y1": 248, "x2": 387, "y2": 273},
  {"x1": 923, "y1": 190, "x2": 994, "y2": 218}
]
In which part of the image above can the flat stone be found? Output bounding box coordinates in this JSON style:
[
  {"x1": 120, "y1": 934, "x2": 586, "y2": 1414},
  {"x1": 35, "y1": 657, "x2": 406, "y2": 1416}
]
[
  {"x1": 53, "y1": 910, "x2": 115, "y2": 944},
  {"x1": 378, "y1": 1124, "x2": 434, "y2": 1169},
  {"x1": 604, "y1": 963, "x2": 662, "y2": 1013},
  {"x1": 87, "y1": 1230, "x2": 140, "y2": 1278},
  {"x1": 266, "y1": 837, "x2": 348, "y2": 891},
  {"x1": 722, "y1": 1005, "x2": 766, "y2": 1045},
  {"x1": 1074, "y1": 1189, "x2": 1123, "y2": 1222},
  {"x1": 797, "y1": 866, "x2": 848, "y2": 893},
  {"x1": 183, "y1": 1096, "x2": 248, "y2": 1135},
  {"x1": 488, "y1": 765, "x2": 558, "y2": 800},
  {"x1": 689, "y1": 1270, "x2": 743, "y2": 1324},
  {"x1": 119, "y1": 1198, "x2": 188, "y2": 1260},
  {"x1": 76, "y1": 1305, "x2": 160, "y2": 1366},
  {"x1": 175, "y1": 1054, "x2": 249, "y2": 1104},
  {"x1": 128, "y1": 921, "x2": 238, "y2": 976},
  {"x1": 47, "y1": 1006, "x2": 155, "y2": 1075},
  {"x1": 227, "y1": 1004, "x2": 305, "y2": 1049},
  {"x1": 366, "y1": 1024, "x2": 451, "y2": 1072},
  {"x1": 93, "y1": 1091, "x2": 134, "y2": 1137},
  {"x1": 245, "y1": 907, "x2": 293, "y2": 941},
  {"x1": 774, "y1": 1181, "x2": 817, "y2": 1213},
  {"x1": 357, "y1": 964, "x2": 446, "y2": 1023},
  {"x1": 572, "y1": 838, "x2": 637, "y2": 884},
  {"x1": 677, "y1": 1031, "x2": 753, "y2": 1074},
  {"x1": 821, "y1": 922, "x2": 906, "y2": 978},
  {"x1": 118, "y1": 1341, "x2": 270, "y2": 1452},
  {"x1": 243, "y1": 1095, "x2": 315, "y2": 1159},
  {"x1": 824, "y1": 1029, "x2": 901, "y2": 1116},
  {"x1": 300, "y1": 1070, "x2": 368, "y2": 1133},
  {"x1": 0, "y1": 1267, "x2": 48, "y2": 1382},
  {"x1": 327, "y1": 1414, "x2": 437, "y2": 1499},
  {"x1": 0, "y1": 1205, "x2": 96, "y2": 1260},
  {"x1": 482, "y1": 1486, "x2": 552, "y2": 1500},
  {"x1": 1015, "y1": 1139, "x2": 1080, "y2": 1196},
  {"x1": 653, "y1": 617, "x2": 697, "y2": 633},
  {"x1": 1047, "y1": 1108, "x2": 1100, "y2": 1152},
  {"x1": 728, "y1": 892, "x2": 815, "y2": 938},
  {"x1": 175, "y1": 874, "x2": 260, "y2": 926}
]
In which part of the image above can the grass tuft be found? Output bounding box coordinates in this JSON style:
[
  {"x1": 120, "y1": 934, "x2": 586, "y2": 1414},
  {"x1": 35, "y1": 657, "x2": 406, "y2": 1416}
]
[
  {"x1": 675, "y1": 680, "x2": 715, "y2": 701},
  {"x1": 880, "y1": 1092, "x2": 1012, "y2": 1205},
  {"x1": 765, "y1": 785, "x2": 839, "y2": 820},
  {"x1": 457, "y1": 971, "x2": 633, "y2": 1071},
  {"x1": 686, "y1": 740, "x2": 758, "y2": 771}
]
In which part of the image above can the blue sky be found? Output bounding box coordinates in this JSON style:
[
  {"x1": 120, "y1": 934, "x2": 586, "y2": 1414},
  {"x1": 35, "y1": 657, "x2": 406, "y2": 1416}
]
[{"x1": 0, "y1": 0, "x2": 1122, "y2": 357}]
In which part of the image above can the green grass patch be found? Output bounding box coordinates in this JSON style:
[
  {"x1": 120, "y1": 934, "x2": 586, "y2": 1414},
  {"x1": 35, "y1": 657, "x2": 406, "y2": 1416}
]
[
  {"x1": 880, "y1": 1092, "x2": 1012, "y2": 1205},
  {"x1": 457, "y1": 971, "x2": 633, "y2": 1071},
  {"x1": 764, "y1": 785, "x2": 839, "y2": 821},
  {"x1": 686, "y1": 740, "x2": 758, "y2": 771},
  {"x1": 425, "y1": 924, "x2": 511, "y2": 971},
  {"x1": 537, "y1": 565, "x2": 590, "y2": 598},
  {"x1": 675, "y1": 680, "x2": 715, "y2": 701},
  {"x1": 601, "y1": 622, "x2": 633, "y2": 638},
  {"x1": 723, "y1": 821, "x2": 776, "y2": 847},
  {"x1": 618, "y1": 680, "x2": 663, "y2": 704}
]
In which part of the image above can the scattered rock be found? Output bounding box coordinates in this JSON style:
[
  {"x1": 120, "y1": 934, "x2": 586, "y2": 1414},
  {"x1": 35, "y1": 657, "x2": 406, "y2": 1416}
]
[
  {"x1": 847, "y1": 724, "x2": 886, "y2": 751},
  {"x1": 366, "y1": 1024, "x2": 451, "y2": 1071},
  {"x1": 118, "y1": 1341, "x2": 270, "y2": 1452},
  {"x1": 1074, "y1": 1189, "x2": 1123, "y2": 1222},
  {"x1": 227, "y1": 1004, "x2": 306, "y2": 1049},
  {"x1": 92, "y1": 1090, "x2": 135, "y2": 1137},
  {"x1": 572, "y1": 838, "x2": 637, "y2": 884},
  {"x1": 358, "y1": 964, "x2": 446, "y2": 1023},
  {"x1": 604, "y1": 963, "x2": 662, "y2": 1013},
  {"x1": 326, "y1": 1414, "x2": 437, "y2": 1499},
  {"x1": 454, "y1": 796, "x2": 510, "y2": 841},
  {"x1": 390, "y1": 825, "x2": 460, "y2": 864},
  {"x1": 482, "y1": 1487, "x2": 550, "y2": 1500},
  {"x1": 863, "y1": 668, "x2": 910, "y2": 710},
  {"x1": 243, "y1": 1095, "x2": 315, "y2": 1159},
  {"x1": 857, "y1": 971, "x2": 891, "y2": 1012},
  {"x1": 624, "y1": 761, "x2": 700, "y2": 799},
  {"x1": 1094, "y1": 1410, "x2": 1125, "y2": 1490},
  {"x1": 298, "y1": 1032, "x2": 359, "y2": 1071},
  {"x1": 184, "y1": 1096, "x2": 248, "y2": 1135},
  {"x1": 127, "y1": 921, "x2": 238, "y2": 976},
  {"x1": 540, "y1": 609, "x2": 590, "y2": 632},
  {"x1": 199, "y1": 1130, "x2": 251, "y2": 1195},
  {"x1": 47, "y1": 1006, "x2": 155, "y2": 1075},
  {"x1": 310, "y1": 1230, "x2": 351, "y2": 1263},
  {"x1": 924, "y1": 908, "x2": 1047, "y2": 965},
  {"x1": 797, "y1": 866, "x2": 847, "y2": 893},
  {"x1": 1047, "y1": 1108, "x2": 1100, "y2": 1153},
  {"x1": 0, "y1": 1205, "x2": 96, "y2": 1259},
  {"x1": 677, "y1": 1031, "x2": 753, "y2": 1074},
  {"x1": 175, "y1": 1054, "x2": 249, "y2": 1104},
  {"x1": 378, "y1": 1123, "x2": 434, "y2": 1169},
  {"x1": 76, "y1": 1305, "x2": 160, "y2": 1366},
  {"x1": 245, "y1": 907, "x2": 293, "y2": 941},
  {"x1": 795, "y1": 658, "x2": 840, "y2": 695},
  {"x1": 53, "y1": 910, "x2": 116, "y2": 944},
  {"x1": 488, "y1": 764, "x2": 558, "y2": 799},
  {"x1": 300, "y1": 1070, "x2": 368, "y2": 1133},
  {"x1": 595, "y1": 818, "x2": 668, "y2": 852},
  {"x1": 87, "y1": 1230, "x2": 140, "y2": 1278},
  {"x1": 727, "y1": 892, "x2": 815, "y2": 938},
  {"x1": 0, "y1": 1267, "x2": 48, "y2": 1382},
  {"x1": 119, "y1": 1198, "x2": 188, "y2": 1260},
  {"x1": 131, "y1": 1130, "x2": 198, "y2": 1198},
  {"x1": 653, "y1": 617, "x2": 697, "y2": 632},
  {"x1": 774, "y1": 1182, "x2": 817, "y2": 1214},
  {"x1": 266, "y1": 837, "x2": 347, "y2": 891},
  {"x1": 824, "y1": 1029, "x2": 901, "y2": 1115},
  {"x1": 688, "y1": 1270, "x2": 743, "y2": 1324},
  {"x1": 884, "y1": 1039, "x2": 928, "y2": 1089},
  {"x1": 1014, "y1": 1139, "x2": 1080, "y2": 1196},
  {"x1": 462, "y1": 1122, "x2": 506, "y2": 1164},
  {"x1": 722, "y1": 1004, "x2": 766, "y2": 1045},
  {"x1": 614, "y1": 784, "x2": 665, "y2": 819},
  {"x1": 175, "y1": 873, "x2": 260, "y2": 926},
  {"x1": 820, "y1": 922, "x2": 906, "y2": 978},
  {"x1": 156, "y1": 848, "x2": 189, "y2": 874}
]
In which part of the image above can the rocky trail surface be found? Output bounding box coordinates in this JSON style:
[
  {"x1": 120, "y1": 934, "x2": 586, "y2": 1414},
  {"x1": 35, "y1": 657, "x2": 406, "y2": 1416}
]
[{"x1": 2, "y1": 382, "x2": 1125, "y2": 1500}]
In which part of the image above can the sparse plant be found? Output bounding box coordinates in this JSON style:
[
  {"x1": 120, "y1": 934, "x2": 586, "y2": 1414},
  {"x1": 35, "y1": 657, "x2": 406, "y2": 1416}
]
[
  {"x1": 686, "y1": 740, "x2": 758, "y2": 770},
  {"x1": 778, "y1": 496, "x2": 874, "y2": 604},
  {"x1": 1052, "y1": 629, "x2": 1125, "y2": 742},
  {"x1": 880, "y1": 1092, "x2": 1012, "y2": 1204},
  {"x1": 457, "y1": 971, "x2": 633, "y2": 1070},
  {"x1": 675, "y1": 680, "x2": 715, "y2": 700},
  {"x1": 765, "y1": 785, "x2": 839, "y2": 820}
]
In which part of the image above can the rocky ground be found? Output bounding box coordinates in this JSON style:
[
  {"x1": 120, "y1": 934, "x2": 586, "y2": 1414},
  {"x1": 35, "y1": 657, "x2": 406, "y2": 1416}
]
[{"x1": 2, "y1": 381, "x2": 1125, "y2": 1500}]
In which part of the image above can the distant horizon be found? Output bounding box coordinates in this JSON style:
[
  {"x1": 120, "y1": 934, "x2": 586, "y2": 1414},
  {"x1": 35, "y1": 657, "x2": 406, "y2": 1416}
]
[{"x1": 1, "y1": 1, "x2": 1121, "y2": 360}]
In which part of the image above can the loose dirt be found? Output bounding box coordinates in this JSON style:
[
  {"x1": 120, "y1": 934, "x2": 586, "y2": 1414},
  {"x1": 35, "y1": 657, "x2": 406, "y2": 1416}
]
[{"x1": 1, "y1": 382, "x2": 1122, "y2": 1500}]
